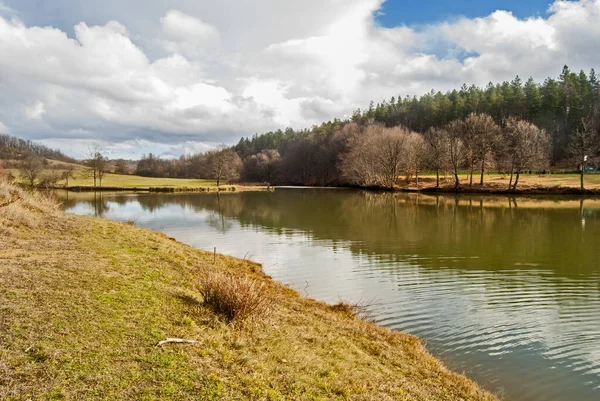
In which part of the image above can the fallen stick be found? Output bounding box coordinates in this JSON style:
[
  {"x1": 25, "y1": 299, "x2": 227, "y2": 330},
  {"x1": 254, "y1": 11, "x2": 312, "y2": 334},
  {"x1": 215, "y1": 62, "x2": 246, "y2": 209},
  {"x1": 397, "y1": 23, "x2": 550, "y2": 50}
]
[{"x1": 157, "y1": 338, "x2": 198, "y2": 346}]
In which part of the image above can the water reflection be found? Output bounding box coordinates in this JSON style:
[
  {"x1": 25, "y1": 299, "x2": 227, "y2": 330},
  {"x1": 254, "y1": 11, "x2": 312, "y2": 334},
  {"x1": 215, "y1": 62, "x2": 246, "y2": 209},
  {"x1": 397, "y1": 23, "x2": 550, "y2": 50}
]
[{"x1": 58, "y1": 189, "x2": 600, "y2": 401}]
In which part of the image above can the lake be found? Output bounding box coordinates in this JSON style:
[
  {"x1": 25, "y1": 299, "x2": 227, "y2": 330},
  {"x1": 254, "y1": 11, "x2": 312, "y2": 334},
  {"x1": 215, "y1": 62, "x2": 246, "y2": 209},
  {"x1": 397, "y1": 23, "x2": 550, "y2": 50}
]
[{"x1": 58, "y1": 189, "x2": 600, "y2": 401}]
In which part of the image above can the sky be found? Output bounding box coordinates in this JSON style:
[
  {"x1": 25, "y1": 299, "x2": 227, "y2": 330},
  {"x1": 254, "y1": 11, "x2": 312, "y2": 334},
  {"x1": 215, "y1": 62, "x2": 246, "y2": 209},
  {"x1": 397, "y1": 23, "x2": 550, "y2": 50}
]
[{"x1": 0, "y1": 0, "x2": 599, "y2": 159}]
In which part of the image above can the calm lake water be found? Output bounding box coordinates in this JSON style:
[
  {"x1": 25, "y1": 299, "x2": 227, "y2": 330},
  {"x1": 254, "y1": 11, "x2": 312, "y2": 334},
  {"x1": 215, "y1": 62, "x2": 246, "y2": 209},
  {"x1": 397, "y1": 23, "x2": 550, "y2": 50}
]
[{"x1": 58, "y1": 189, "x2": 600, "y2": 401}]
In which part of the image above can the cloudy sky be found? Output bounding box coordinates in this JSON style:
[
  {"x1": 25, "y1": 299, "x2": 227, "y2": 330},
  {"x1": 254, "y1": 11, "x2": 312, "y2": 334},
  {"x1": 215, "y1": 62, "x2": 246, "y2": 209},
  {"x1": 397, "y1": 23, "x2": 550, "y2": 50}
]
[{"x1": 0, "y1": 0, "x2": 599, "y2": 159}]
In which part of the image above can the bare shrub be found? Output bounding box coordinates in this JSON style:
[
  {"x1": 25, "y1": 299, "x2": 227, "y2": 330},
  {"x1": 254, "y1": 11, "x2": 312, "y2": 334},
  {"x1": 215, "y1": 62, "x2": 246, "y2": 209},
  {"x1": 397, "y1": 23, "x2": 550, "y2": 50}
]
[
  {"x1": 198, "y1": 272, "x2": 272, "y2": 325},
  {"x1": 0, "y1": 180, "x2": 59, "y2": 230},
  {"x1": 330, "y1": 299, "x2": 375, "y2": 320}
]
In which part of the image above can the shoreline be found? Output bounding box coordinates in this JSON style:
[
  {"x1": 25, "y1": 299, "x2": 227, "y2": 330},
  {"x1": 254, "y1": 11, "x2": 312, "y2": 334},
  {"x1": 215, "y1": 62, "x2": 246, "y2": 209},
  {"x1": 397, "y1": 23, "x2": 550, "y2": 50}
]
[
  {"x1": 0, "y1": 181, "x2": 497, "y2": 400},
  {"x1": 273, "y1": 182, "x2": 600, "y2": 196},
  {"x1": 50, "y1": 180, "x2": 600, "y2": 197},
  {"x1": 48, "y1": 184, "x2": 272, "y2": 193}
]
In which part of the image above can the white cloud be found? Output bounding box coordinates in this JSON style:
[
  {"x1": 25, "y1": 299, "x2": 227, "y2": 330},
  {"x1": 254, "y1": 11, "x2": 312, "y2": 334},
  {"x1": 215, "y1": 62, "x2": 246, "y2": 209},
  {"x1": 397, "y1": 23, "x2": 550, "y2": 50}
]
[
  {"x1": 161, "y1": 10, "x2": 218, "y2": 42},
  {"x1": 1, "y1": 0, "x2": 600, "y2": 158},
  {"x1": 159, "y1": 10, "x2": 219, "y2": 59}
]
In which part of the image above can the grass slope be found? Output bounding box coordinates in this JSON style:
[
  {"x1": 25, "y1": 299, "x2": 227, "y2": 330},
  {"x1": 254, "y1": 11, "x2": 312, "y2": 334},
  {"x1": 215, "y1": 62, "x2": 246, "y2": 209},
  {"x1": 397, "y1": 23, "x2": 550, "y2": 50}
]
[{"x1": 0, "y1": 182, "x2": 497, "y2": 400}]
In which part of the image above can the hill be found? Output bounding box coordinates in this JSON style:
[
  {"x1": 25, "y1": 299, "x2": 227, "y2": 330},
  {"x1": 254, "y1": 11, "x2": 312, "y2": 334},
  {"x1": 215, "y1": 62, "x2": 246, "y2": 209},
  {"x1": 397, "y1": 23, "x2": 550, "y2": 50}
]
[{"x1": 0, "y1": 133, "x2": 77, "y2": 165}]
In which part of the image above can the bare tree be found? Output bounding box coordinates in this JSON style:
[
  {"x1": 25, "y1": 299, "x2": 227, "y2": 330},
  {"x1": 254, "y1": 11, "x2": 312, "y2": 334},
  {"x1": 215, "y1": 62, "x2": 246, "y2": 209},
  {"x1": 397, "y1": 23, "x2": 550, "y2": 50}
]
[
  {"x1": 341, "y1": 128, "x2": 381, "y2": 187},
  {"x1": 423, "y1": 127, "x2": 449, "y2": 188},
  {"x1": 208, "y1": 146, "x2": 242, "y2": 186},
  {"x1": 569, "y1": 117, "x2": 598, "y2": 190},
  {"x1": 406, "y1": 132, "x2": 428, "y2": 187},
  {"x1": 114, "y1": 159, "x2": 130, "y2": 175},
  {"x1": 40, "y1": 167, "x2": 62, "y2": 190},
  {"x1": 504, "y1": 117, "x2": 551, "y2": 190},
  {"x1": 461, "y1": 118, "x2": 479, "y2": 186},
  {"x1": 61, "y1": 165, "x2": 76, "y2": 187},
  {"x1": 341, "y1": 125, "x2": 410, "y2": 189},
  {"x1": 19, "y1": 156, "x2": 45, "y2": 188},
  {"x1": 256, "y1": 149, "x2": 280, "y2": 184},
  {"x1": 97, "y1": 156, "x2": 107, "y2": 187},
  {"x1": 86, "y1": 145, "x2": 106, "y2": 188},
  {"x1": 377, "y1": 127, "x2": 410, "y2": 189},
  {"x1": 444, "y1": 120, "x2": 466, "y2": 188},
  {"x1": 465, "y1": 113, "x2": 502, "y2": 185}
]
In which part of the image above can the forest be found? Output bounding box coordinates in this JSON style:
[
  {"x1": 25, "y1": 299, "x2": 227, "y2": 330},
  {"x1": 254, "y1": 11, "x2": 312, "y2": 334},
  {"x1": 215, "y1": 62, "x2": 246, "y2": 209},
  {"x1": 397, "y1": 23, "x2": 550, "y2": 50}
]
[
  {"x1": 0, "y1": 133, "x2": 76, "y2": 165},
  {"x1": 132, "y1": 66, "x2": 599, "y2": 189}
]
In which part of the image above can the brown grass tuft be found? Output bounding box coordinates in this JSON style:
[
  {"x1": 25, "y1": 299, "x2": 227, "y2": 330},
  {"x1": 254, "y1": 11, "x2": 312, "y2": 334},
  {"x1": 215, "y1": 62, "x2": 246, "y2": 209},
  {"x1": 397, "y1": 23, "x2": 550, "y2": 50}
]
[
  {"x1": 198, "y1": 271, "x2": 272, "y2": 325},
  {"x1": 0, "y1": 180, "x2": 59, "y2": 230},
  {"x1": 329, "y1": 300, "x2": 374, "y2": 320}
]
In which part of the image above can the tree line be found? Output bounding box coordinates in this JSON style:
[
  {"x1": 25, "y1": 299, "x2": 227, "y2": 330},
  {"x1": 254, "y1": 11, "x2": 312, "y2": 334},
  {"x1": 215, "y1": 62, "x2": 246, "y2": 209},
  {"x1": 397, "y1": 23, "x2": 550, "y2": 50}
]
[
  {"x1": 129, "y1": 66, "x2": 600, "y2": 190},
  {"x1": 0, "y1": 133, "x2": 77, "y2": 165},
  {"x1": 135, "y1": 146, "x2": 242, "y2": 186},
  {"x1": 230, "y1": 66, "x2": 600, "y2": 189}
]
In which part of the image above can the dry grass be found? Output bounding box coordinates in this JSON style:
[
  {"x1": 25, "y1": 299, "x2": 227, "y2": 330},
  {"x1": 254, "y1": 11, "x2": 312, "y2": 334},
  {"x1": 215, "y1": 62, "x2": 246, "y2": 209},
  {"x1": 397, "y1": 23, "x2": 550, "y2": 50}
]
[
  {"x1": 0, "y1": 179, "x2": 59, "y2": 229},
  {"x1": 0, "y1": 180, "x2": 497, "y2": 401},
  {"x1": 9, "y1": 165, "x2": 270, "y2": 192},
  {"x1": 9, "y1": 165, "x2": 220, "y2": 188},
  {"x1": 401, "y1": 172, "x2": 600, "y2": 192},
  {"x1": 198, "y1": 272, "x2": 273, "y2": 325},
  {"x1": 330, "y1": 300, "x2": 374, "y2": 321}
]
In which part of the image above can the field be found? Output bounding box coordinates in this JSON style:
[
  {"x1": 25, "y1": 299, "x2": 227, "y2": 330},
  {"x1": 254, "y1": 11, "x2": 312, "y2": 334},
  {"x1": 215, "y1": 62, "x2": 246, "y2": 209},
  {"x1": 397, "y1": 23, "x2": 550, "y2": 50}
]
[
  {"x1": 7, "y1": 162, "x2": 218, "y2": 188},
  {"x1": 0, "y1": 180, "x2": 497, "y2": 400},
  {"x1": 65, "y1": 173, "x2": 219, "y2": 188}
]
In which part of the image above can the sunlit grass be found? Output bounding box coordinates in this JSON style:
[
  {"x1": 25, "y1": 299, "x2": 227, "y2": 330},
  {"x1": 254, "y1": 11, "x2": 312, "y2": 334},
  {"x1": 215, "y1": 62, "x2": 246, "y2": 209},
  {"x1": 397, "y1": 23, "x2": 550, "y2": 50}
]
[{"x1": 9, "y1": 166, "x2": 220, "y2": 188}]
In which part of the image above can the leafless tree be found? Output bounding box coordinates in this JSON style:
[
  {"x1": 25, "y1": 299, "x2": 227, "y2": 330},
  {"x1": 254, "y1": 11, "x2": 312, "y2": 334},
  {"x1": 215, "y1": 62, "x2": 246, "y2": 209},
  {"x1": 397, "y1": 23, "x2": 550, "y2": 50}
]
[
  {"x1": 461, "y1": 117, "x2": 479, "y2": 186},
  {"x1": 465, "y1": 113, "x2": 502, "y2": 185},
  {"x1": 208, "y1": 146, "x2": 242, "y2": 186},
  {"x1": 341, "y1": 125, "x2": 410, "y2": 189},
  {"x1": 61, "y1": 165, "x2": 76, "y2": 187},
  {"x1": 569, "y1": 117, "x2": 598, "y2": 190},
  {"x1": 86, "y1": 145, "x2": 107, "y2": 188},
  {"x1": 114, "y1": 159, "x2": 130, "y2": 175},
  {"x1": 406, "y1": 132, "x2": 428, "y2": 187},
  {"x1": 40, "y1": 167, "x2": 62, "y2": 190},
  {"x1": 423, "y1": 127, "x2": 449, "y2": 188},
  {"x1": 504, "y1": 117, "x2": 551, "y2": 190},
  {"x1": 244, "y1": 149, "x2": 281, "y2": 184},
  {"x1": 19, "y1": 156, "x2": 45, "y2": 188},
  {"x1": 97, "y1": 157, "x2": 107, "y2": 187},
  {"x1": 444, "y1": 120, "x2": 466, "y2": 188}
]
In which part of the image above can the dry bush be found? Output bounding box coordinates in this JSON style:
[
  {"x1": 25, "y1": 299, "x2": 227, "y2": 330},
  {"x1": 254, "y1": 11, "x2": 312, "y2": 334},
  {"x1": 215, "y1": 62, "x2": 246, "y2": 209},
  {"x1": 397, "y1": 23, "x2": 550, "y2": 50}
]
[
  {"x1": 0, "y1": 180, "x2": 59, "y2": 230},
  {"x1": 330, "y1": 300, "x2": 374, "y2": 320},
  {"x1": 198, "y1": 271, "x2": 272, "y2": 325}
]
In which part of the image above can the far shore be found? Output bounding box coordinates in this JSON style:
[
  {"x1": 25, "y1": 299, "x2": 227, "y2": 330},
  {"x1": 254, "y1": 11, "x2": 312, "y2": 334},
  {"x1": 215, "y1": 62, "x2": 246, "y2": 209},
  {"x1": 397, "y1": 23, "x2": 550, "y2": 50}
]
[
  {"x1": 278, "y1": 173, "x2": 600, "y2": 196},
  {"x1": 52, "y1": 184, "x2": 271, "y2": 193}
]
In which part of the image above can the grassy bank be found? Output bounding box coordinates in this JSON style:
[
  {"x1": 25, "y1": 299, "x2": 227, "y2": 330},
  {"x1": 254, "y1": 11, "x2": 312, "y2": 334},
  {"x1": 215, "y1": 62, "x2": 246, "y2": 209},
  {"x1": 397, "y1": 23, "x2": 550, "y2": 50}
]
[
  {"x1": 8, "y1": 163, "x2": 268, "y2": 192},
  {"x1": 0, "y1": 181, "x2": 496, "y2": 400},
  {"x1": 396, "y1": 173, "x2": 600, "y2": 194}
]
